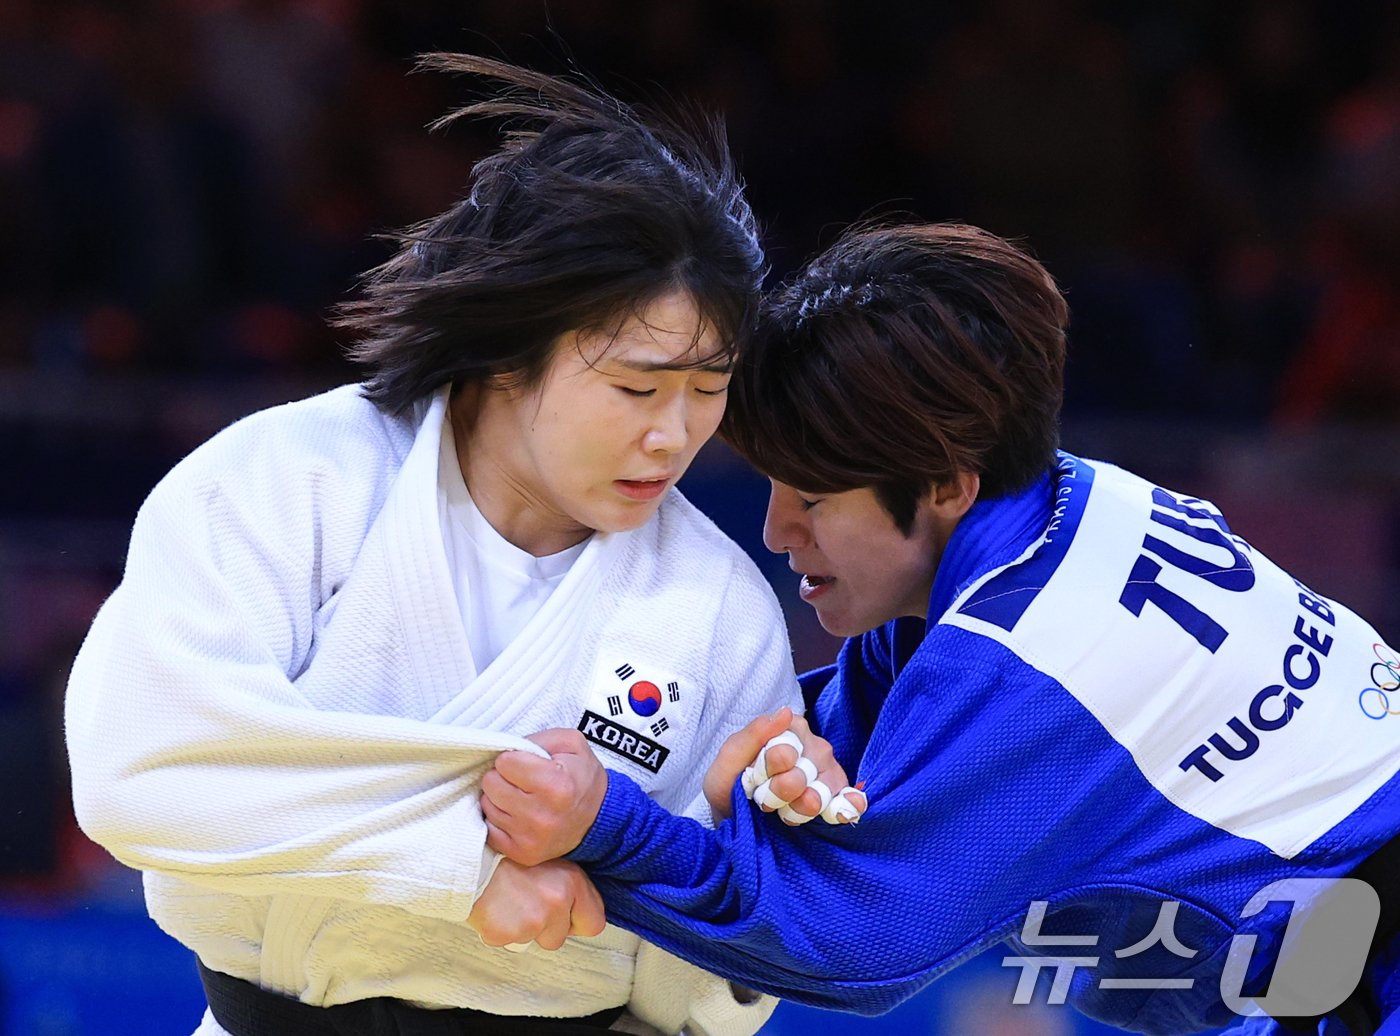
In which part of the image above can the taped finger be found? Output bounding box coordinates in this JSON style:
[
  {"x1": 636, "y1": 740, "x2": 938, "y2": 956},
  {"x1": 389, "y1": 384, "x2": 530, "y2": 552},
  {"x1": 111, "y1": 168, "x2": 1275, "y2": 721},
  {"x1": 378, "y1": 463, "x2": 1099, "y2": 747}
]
[
  {"x1": 806, "y1": 779, "x2": 834, "y2": 812},
  {"x1": 793, "y1": 757, "x2": 819, "y2": 784},
  {"x1": 753, "y1": 780, "x2": 790, "y2": 812},
  {"x1": 754, "y1": 731, "x2": 803, "y2": 784},
  {"x1": 777, "y1": 803, "x2": 816, "y2": 825},
  {"x1": 821, "y1": 787, "x2": 868, "y2": 825}
]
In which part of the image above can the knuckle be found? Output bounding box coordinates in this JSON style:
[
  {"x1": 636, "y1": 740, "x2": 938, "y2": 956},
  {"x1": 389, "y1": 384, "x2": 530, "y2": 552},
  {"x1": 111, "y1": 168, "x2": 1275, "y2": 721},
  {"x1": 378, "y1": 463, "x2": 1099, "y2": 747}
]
[
  {"x1": 767, "y1": 745, "x2": 797, "y2": 771},
  {"x1": 773, "y1": 773, "x2": 803, "y2": 799},
  {"x1": 540, "y1": 887, "x2": 569, "y2": 911},
  {"x1": 516, "y1": 846, "x2": 546, "y2": 867},
  {"x1": 479, "y1": 924, "x2": 510, "y2": 946}
]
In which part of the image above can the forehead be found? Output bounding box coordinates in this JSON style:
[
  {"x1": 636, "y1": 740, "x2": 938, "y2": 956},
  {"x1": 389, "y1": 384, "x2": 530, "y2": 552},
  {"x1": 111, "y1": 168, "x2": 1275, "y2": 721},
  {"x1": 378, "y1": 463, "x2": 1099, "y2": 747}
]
[{"x1": 570, "y1": 290, "x2": 730, "y2": 370}]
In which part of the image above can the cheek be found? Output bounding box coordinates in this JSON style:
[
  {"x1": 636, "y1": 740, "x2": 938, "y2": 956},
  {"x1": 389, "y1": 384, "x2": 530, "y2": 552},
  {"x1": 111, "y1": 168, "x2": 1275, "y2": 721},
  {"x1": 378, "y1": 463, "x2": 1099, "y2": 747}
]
[
  {"x1": 832, "y1": 536, "x2": 900, "y2": 595},
  {"x1": 692, "y1": 397, "x2": 727, "y2": 439},
  {"x1": 542, "y1": 391, "x2": 627, "y2": 454},
  {"x1": 817, "y1": 536, "x2": 848, "y2": 571}
]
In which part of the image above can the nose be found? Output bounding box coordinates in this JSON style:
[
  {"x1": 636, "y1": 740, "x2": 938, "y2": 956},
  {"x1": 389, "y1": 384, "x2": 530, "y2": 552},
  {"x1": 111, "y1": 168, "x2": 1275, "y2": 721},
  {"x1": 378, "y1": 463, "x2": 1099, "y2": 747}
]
[
  {"x1": 762, "y1": 481, "x2": 811, "y2": 554},
  {"x1": 643, "y1": 394, "x2": 688, "y2": 456}
]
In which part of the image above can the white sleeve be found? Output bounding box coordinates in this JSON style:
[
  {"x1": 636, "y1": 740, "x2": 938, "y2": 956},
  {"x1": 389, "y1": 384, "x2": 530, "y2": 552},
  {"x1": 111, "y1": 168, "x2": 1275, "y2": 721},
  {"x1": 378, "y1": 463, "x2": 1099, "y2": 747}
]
[{"x1": 65, "y1": 467, "x2": 528, "y2": 923}]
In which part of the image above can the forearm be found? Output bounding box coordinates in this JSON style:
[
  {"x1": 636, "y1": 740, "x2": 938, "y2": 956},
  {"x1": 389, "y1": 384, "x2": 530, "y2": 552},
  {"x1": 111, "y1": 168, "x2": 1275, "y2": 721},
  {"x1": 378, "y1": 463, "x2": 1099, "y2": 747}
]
[
  {"x1": 67, "y1": 587, "x2": 538, "y2": 920},
  {"x1": 63, "y1": 463, "x2": 548, "y2": 917},
  {"x1": 569, "y1": 773, "x2": 937, "y2": 1013}
]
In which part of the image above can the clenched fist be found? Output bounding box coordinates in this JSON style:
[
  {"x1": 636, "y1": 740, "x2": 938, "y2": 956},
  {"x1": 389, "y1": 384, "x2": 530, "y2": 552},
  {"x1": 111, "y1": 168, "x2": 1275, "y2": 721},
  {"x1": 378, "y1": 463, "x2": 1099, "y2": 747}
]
[
  {"x1": 468, "y1": 858, "x2": 605, "y2": 950},
  {"x1": 481, "y1": 728, "x2": 609, "y2": 865}
]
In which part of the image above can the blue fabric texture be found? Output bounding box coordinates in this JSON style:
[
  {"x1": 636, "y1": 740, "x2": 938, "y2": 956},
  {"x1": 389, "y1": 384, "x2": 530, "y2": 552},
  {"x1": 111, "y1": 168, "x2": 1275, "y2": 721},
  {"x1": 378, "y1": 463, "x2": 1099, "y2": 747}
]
[{"x1": 570, "y1": 455, "x2": 1400, "y2": 1034}]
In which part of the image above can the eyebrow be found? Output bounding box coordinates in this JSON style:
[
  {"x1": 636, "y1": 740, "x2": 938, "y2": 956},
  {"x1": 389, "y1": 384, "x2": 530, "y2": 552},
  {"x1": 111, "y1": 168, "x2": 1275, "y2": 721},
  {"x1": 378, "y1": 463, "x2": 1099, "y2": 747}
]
[{"x1": 611, "y1": 358, "x2": 734, "y2": 374}]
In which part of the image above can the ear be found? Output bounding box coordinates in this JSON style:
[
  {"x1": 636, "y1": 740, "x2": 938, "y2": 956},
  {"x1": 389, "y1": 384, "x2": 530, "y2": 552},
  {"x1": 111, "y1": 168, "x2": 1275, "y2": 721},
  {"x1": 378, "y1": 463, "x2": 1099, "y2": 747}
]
[{"x1": 929, "y1": 471, "x2": 980, "y2": 521}]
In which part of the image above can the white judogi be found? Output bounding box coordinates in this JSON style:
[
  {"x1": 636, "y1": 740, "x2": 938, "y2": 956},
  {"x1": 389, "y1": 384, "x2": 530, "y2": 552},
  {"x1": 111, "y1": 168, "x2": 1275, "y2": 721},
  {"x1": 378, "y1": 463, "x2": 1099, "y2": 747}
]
[
  {"x1": 438, "y1": 417, "x2": 589, "y2": 675},
  {"x1": 66, "y1": 385, "x2": 795, "y2": 1034}
]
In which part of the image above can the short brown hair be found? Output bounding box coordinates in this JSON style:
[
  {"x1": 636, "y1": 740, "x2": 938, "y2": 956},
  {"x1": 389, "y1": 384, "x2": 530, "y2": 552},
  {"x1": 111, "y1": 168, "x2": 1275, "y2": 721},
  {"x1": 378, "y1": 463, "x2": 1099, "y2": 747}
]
[{"x1": 723, "y1": 224, "x2": 1068, "y2": 532}]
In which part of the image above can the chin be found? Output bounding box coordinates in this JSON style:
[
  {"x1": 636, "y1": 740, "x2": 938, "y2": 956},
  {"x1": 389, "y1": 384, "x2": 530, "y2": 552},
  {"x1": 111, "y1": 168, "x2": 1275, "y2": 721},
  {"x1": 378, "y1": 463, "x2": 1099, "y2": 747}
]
[
  {"x1": 814, "y1": 612, "x2": 858, "y2": 638},
  {"x1": 594, "y1": 502, "x2": 663, "y2": 534},
  {"x1": 816, "y1": 607, "x2": 886, "y2": 639}
]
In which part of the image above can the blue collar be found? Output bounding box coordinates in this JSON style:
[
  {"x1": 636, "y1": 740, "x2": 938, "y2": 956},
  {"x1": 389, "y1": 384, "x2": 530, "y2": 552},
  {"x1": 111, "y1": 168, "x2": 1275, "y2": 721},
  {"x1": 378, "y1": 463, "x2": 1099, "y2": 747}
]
[{"x1": 923, "y1": 458, "x2": 1065, "y2": 630}]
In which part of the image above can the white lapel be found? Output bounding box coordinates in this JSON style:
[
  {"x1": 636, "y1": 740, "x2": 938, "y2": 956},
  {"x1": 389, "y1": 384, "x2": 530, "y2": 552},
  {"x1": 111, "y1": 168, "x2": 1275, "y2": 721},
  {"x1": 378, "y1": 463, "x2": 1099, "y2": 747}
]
[
  {"x1": 375, "y1": 389, "x2": 479, "y2": 718},
  {"x1": 428, "y1": 523, "x2": 630, "y2": 729},
  {"x1": 377, "y1": 387, "x2": 631, "y2": 728}
]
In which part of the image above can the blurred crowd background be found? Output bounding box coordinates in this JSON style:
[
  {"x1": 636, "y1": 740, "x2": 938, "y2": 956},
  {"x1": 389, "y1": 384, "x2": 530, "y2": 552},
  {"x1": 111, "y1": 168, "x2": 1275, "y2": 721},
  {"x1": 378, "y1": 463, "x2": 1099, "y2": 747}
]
[{"x1": 1, "y1": 0, "x2": 1398, "y2": 1032}]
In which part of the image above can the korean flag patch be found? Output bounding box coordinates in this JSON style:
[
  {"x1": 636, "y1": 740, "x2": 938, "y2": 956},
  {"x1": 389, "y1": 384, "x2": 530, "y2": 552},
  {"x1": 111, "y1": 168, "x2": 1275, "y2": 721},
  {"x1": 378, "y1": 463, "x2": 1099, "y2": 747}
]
[{"x1": 579, "y1": 658, "x2": 684, "y2": 774}]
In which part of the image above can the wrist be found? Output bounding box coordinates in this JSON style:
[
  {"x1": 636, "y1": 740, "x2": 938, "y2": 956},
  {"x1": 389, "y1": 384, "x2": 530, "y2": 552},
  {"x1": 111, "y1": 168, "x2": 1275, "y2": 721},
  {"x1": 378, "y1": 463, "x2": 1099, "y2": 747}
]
[
  {"x1": 569, "y1": 769, "x2": 644, "y2": 866},
  {"x1": 584, "y1": 760, "x2": 609, "y2": 835}
]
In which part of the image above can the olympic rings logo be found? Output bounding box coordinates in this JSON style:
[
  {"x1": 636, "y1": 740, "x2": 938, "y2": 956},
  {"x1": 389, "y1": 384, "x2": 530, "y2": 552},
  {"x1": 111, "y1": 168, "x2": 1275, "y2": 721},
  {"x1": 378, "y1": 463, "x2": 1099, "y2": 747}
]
[{"x1": 1359, "y1": 644, "x2": 1400, "y2": 720}]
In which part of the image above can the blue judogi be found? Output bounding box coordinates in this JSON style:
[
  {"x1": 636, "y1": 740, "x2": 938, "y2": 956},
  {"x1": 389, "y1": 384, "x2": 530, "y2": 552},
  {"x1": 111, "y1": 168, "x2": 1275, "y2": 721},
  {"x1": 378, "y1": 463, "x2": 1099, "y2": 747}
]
[{"x1": 570, "y1": 454, "x2": 1400, "y2": 1034}]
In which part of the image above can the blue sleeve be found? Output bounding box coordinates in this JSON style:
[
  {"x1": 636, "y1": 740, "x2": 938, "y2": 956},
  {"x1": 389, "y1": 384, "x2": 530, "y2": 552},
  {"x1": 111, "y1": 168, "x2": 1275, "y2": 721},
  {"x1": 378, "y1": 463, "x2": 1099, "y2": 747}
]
[
  {"x1": 571, "y1": 772, "x2": 960, "y2": 1014},
  {"x1": 568, "y1": 632, "x2": 1018, "y2": 1014},
  {"x1": 573, "y1": 621, "x2": 1297, "y2": 1033}
]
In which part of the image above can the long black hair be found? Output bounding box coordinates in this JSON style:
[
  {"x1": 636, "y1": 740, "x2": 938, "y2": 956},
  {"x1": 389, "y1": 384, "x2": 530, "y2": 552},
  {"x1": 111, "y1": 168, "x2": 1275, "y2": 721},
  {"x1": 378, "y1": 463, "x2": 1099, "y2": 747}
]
[{"x1": 336, "y1": 54, "x2": 765, "y2": 413}]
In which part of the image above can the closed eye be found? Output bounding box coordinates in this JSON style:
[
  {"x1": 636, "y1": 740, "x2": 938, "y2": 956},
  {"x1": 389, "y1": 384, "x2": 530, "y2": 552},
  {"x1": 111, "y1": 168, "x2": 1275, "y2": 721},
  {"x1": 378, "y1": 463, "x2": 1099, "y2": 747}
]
[
  {"x1": 694, "y1": 385, "x2": 729, "y2": 397},
  {"x1": 617, "y1": 387, "x2": 656, "y2": 397}
]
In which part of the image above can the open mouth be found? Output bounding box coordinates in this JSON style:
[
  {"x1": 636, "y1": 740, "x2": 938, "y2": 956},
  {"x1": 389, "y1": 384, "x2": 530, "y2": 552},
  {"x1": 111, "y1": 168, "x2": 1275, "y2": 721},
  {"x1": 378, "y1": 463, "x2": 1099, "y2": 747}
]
[
  {"x1": 614, "y1": 478, "x2": 670, "y2": 501},
  {"x1": 799, "y1": 574, "x2": 835, "y2": 600}
]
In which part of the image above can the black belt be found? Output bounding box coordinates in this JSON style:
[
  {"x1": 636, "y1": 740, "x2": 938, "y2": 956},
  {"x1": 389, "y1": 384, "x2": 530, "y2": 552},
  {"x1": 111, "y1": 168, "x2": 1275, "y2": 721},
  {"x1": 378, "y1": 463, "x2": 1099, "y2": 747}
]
[{"x1": 198, "y1": 961, "x2": 625, "y2": 1036}]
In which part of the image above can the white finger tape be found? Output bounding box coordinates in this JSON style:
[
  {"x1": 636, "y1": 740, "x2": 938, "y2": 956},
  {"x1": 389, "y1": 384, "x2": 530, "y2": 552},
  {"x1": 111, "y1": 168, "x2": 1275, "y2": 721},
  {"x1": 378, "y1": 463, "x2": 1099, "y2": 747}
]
[
  {"x1": 777, "y1": 804, "x2": 816, "y2": 825},
  {"x1": 807, "y1": 779, "x2": 834, "y2": 812},
  {"x1": 750, "y1": 753, "x2": 770, "y2": 786},
  {"x1": 794, "y1": 757, "x2": 819, "y2": 784},
  {"x1": 753, "y1": 780, "x2": 790, "y2": 811},
  {"x1": 767, "y1": 730, "x2": 804, "y2": 754},
  {"x1": 821, "y1": 787, "x2": 866, "y2": 825},
  {"x1": 754, "y1": 731, "x2": 803, "y2": 784},
  {"x1": 741, "y1": 765, "x2": 762, "y2": 799}
]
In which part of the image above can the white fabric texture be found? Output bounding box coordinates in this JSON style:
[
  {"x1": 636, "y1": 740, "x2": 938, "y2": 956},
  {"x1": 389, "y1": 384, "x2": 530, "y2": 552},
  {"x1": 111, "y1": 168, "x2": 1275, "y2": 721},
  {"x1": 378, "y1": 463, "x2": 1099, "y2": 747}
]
[
  {"x1": 618, "y1": 947, "x2": 779, "y2": 1035},
  {"x1": 437, "y1": 413, "x2": 587, "y2": 673},
  {"x1": 66, "y1": 384, "x2": 798, "y2": 1028}
]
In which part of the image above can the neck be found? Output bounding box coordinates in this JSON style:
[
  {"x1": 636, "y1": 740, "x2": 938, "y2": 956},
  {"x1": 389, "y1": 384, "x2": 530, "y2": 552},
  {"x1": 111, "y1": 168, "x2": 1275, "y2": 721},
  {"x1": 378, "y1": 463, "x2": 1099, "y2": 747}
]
[
  {"x1": 904, "y1": 508, "x2": 966, "y2": 622},
  {"x1": 449, "y1": 388, "x2": 592, "y2": 557}
]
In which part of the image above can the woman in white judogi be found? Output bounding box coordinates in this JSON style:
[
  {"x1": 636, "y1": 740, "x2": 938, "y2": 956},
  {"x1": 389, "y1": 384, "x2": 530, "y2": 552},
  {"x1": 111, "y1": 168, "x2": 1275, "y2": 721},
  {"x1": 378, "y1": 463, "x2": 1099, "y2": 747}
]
[{"x1": 65, "y1": 55, "x2": 800, "y2": 1036}]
